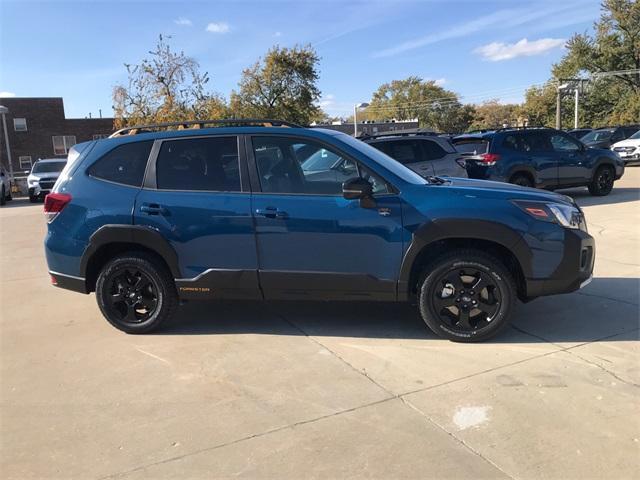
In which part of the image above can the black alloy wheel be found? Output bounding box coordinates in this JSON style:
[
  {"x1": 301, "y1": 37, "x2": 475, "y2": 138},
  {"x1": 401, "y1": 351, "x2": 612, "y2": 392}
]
[
  {"x1": 96, "y1": 253, "x2": 178, "y2": 333},
  {"x1": 106, "y1": 267, "x2": 158, "y2": 324},
  {"x1": 588, "y1": 166, "x2": 614, "y2": 196},
  {"x1": 418, "y1": 250, "x2": 515, "y2": 342}
]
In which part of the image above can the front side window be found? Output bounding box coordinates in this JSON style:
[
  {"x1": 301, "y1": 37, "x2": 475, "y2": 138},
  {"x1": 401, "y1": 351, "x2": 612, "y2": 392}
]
[
  {"x1": 87, "y1": 141, "x2": 153, "y2": 187},
  {"x1": 420, "y1": 139, "x2": 447, "y2": 160},
  {"x1": 13, "y1": 118, "x2": 27, "y2": 132},
  {"x1": 252, "y1": 136, "x2": 390, "y2": 195},
  {"x1": 550, "y1": 133, "x2": 580, "y2": 152},
  {"x1": 52, "y1": 135, "x2": 77, "y2": 155},
  {"x1": 156, "y1": 136, "x2": 241, "y2": 191}
]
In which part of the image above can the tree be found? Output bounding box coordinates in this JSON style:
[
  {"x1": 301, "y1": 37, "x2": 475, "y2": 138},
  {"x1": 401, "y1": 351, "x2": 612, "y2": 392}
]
[
  {"x1": 229, "y1": 45, "x2": 321, "y2": 125},
  {"x1": 469, "y1": 99, "x2": 519, "y2": 130},
  {"x1": 113, "y1": 35, "x2": 227, "y2": 128},
  {"x1": 520, "y1": 0, "x2": 640, "y2": 128},
  {"x1": 363, "y1": 77, "x2": 473, "y2": 132}
]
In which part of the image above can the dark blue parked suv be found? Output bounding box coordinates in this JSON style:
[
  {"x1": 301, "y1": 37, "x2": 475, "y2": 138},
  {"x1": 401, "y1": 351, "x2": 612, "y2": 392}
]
[
  {"x1": 44, "y1": 120, "x2": 595, "y2": 342},
  {"x1": 453, "y1": 127, "x2": 624, "y2": 196}
]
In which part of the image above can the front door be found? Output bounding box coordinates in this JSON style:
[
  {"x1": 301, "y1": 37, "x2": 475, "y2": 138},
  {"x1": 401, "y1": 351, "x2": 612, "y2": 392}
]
[
  {"x1": 549, "y1": 131, "x2": 590, "y2": 185},
  {"x1": 248, "y1": 135, "x2": 404, "y2": 300},
  {"x1": 134, "y1": 135, "x2": 260, "y2": 299}
]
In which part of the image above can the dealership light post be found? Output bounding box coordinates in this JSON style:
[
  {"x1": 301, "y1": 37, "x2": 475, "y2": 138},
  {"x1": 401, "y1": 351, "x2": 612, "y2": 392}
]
[
  {"x1": 0, "y1": 105, "x2": 14, "y2": 181},
  {"x1": 555, "y1": 82, "x2": 569, "y2": 130},
  {"x1": 353, "y1": 102, "x2": 369, "y2": 137}
]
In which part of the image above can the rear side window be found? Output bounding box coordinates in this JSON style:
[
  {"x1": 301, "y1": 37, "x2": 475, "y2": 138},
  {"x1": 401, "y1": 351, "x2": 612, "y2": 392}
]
[
  {"x1": 420, "y1": 139, "x2": 447, "y2": 160},
  {"x1": 156, "y1": 136, "x2": 240, "y2": 191},
  {"x1": 373, "y1": 140, "x2": 423, "y2": 165},
  {"x1": 88, "y1": 141, "x2": 153, "y2": 187}
]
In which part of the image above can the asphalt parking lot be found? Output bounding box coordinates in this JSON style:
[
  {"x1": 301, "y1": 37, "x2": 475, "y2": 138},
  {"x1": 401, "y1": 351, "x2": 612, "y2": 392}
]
[{"x1": 1, "y1": 170, "x2": 638, "y2": 479}]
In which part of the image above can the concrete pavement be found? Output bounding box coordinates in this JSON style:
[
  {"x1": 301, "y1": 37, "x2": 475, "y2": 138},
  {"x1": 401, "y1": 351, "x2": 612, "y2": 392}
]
[{"x1": 1, "y1": 169, "x2": 638, "y2": 479}]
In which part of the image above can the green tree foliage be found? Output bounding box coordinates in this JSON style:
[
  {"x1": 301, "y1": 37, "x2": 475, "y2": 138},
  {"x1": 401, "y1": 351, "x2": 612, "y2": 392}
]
[
  {"x1": 229, "y1": 45, "x2": 321, "y2": 125},
  {"x1": 113, "y1": 35, "x2": 227, "y2": 128},
  {"x1": 520, "y1": 0, "x2": 640, "y2": 128},
  {"x1": 468, "y1": 99, "x2": 520, "y2": 130},
  {"x1": 363, "y1": 76, "x2": 474, "y2": 132}
]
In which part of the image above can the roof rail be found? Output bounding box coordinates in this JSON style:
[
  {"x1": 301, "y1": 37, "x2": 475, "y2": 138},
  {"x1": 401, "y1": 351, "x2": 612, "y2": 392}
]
[
  {"x1": 493, "y1": 125, "x2": 552, "y2": 132},
  {"x1": 358, "y1": 128, "x2": 439, "y2": 140},
  {"x1": 109, "y1": 118, "x2": 304, "y2": 138}
]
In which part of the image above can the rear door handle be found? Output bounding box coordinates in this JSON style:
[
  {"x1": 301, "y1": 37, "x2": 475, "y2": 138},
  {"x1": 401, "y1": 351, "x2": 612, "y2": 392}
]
[
  {"x1": 256, "y1": 207, "x2": 288, "y2": 219},
  {"x1": 140, "y1": 203, "x2": 168, "y2": 215}
]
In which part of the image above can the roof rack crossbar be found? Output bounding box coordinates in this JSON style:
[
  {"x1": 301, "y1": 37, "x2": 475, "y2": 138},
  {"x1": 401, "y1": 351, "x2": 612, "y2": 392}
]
[{"x1": 109, "y1": 118, "x2": 303, "y2": 137}]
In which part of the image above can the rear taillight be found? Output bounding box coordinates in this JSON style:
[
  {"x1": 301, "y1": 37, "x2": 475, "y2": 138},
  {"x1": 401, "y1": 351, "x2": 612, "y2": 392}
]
[
  {"x1": 43, "y1": 192, "x2": 71, "y2": 223},
  {"x1": 480, "y1": 153, "x2": 500, "y2": 166}
]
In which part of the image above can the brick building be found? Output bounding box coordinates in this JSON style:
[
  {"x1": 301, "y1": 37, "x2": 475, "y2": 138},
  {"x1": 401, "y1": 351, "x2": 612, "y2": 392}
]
[{"x1": 0, "y1": 97, "x2": 114, "y2": 176}]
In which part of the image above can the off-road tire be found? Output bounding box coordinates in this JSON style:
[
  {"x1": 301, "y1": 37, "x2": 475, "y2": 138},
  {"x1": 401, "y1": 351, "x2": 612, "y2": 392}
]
[
  {"x1": 588, "y1": 165, "x2": 614, "y2": 196},
  {"x1": 96, "y1": 252, "x2": 178, "y2": 334},
  {"x1": 418, "y1": 249, "x2": 516, "y2": 342}
]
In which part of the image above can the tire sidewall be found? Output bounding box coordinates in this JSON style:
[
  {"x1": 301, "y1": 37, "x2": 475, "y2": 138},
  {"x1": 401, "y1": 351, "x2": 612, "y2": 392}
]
[
  {"x1": 590, "y1": 165, "x2": 614, "y2": 196},
  {"x1": 96, "y1": 256, "x2": 171, "y2": 333},
  {"x1": 419, "y1": 256, "x2": 514, "y2": 342}
]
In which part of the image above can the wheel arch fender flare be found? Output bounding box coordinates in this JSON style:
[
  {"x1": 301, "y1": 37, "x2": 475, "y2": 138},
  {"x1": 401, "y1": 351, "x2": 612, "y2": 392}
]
[
  {"x1": 398, "y1": 219, "x2": 531, "y2": 298},
  {"x1": 506, "y1": 165, "x2": 537, "y2": 183},
  {"x1": 80, "y1": 225, "x2": 181, "y2": 278}
]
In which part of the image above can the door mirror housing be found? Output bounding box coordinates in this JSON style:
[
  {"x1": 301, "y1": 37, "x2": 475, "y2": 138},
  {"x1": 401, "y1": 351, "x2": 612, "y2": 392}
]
[{"x1": 343, "y1": 177, "x2": 373, "y2": 200}]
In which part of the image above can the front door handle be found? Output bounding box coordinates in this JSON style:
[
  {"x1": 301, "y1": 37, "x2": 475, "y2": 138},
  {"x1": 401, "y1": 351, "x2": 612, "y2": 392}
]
[
  {"x1": 140, "y1": 203, "x2": 168, "y2": 215},
  {"x1": 256, "y1": 207, "x2": 288, "y2": 219}
]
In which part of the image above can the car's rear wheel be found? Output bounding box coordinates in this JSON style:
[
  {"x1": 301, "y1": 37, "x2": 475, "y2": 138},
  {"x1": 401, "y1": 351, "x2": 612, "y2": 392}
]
[
  {"x1": 588, "y1": 165, "x2": 614, "y2": 196},
  {"x1": 418, "y1": 250, "x2": 515, "y2": 342},
  {"x1": 96, "y1": 253, "x2": 178, "y2": 333},
  {"x1": 509, "y1": 173, "x2": 533, "y2": 188},
  {"x1": 29, "y1": 195, "x2": 38, "y2": 203}
]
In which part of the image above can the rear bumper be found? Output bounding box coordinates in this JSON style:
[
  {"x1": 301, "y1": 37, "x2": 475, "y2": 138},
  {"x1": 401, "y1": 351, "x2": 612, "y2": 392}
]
[
  {"x1": 49, "y1": 271, "x2": 88, "y2": 294},
  {"x1": 525, "y1": 229, "x2": 595, "y2": 298}
]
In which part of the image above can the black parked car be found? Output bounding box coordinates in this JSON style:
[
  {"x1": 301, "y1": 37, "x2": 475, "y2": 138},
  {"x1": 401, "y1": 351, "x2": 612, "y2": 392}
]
[
  {"x1": 581, "y1": 126, "x2": 639, "y2": 149},
  {"x1": 567, "y1": 128, "x2": 592, "y2": 140},
  {"x1": 452, "y1": 127, "x2": 624, "y2": 196}
]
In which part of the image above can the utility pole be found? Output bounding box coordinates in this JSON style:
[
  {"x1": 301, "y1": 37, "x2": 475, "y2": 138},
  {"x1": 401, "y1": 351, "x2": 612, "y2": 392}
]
[
  {"x1": 574, "y1": 89, "x2": 579, "y2": 129},
  {"x1": 353, "y1": 102, "x2": 369, "y2": 137},
  {"x1": 0, "y1": 105, "x2": 14, "y2": 181},
  {"x1": 555, "y1": 88, "x2": 563, "y2": 130}
]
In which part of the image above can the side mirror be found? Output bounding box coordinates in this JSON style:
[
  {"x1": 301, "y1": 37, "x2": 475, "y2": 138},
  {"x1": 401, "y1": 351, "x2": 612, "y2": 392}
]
[{"x1": 343, "y1": 177, "x2": 373, "y2": 200}]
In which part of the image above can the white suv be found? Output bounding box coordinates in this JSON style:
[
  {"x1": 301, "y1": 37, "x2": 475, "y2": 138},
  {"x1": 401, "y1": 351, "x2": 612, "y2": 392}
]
[
  {"x1": 611, "y1": 130, "x2": 640, "y2": 164},
  {"x1": 27, "y1": 159, "x2": 67, "y2": 202}
]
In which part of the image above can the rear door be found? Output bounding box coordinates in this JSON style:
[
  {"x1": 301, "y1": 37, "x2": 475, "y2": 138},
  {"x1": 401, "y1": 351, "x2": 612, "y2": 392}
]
[
  {"x1": 549, "y1": 131, "x2": 590, "y2": 185},
  {"x1": 134, "y1": 135, "x2": 260, "y2": 299}
]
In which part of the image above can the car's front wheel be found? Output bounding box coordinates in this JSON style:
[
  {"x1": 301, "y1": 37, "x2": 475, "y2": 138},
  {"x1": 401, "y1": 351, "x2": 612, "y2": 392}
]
[
  {"x1": 418, "y1": 250, "x2": 516, "y2": 342},
  {"x1": 588, "y1": 165, "x2": 614, "y2": 196},
  {"x1": 96, "y1": 253, "x2": 178, "y2": 333}
]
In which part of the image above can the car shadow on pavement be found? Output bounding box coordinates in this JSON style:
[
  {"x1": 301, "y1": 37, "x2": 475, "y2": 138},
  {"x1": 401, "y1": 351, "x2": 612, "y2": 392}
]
[
  {"x1": 558, "y1": 186, "x2": 640, "y2": 207},
  {"x1": 161, "y1": 277, "x2": 639, "y2": 344},
  {"x1": 0, "y1": 197, "x2": 38, "y2": 209}
]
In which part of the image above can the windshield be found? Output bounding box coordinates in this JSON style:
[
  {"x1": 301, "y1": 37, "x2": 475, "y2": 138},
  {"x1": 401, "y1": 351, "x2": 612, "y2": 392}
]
[
  {"x1": 454, "y1": 140, "x2": 489, "y2": 155},
  {"x1": 336, "y1": 133, "x2": 428, "y2": 185},
  {"x1": 630, "y1": 130, "x2": 640, "y2": 140},
  {"x1": 32, "y1": 161, "x2": 66, "y2": 174},
  {"x1": 300, "y1": 148, "x2": 342, "y2": 172},
  {"x1": 582, "y1": 130, "x2": 613, "y2": 142}
]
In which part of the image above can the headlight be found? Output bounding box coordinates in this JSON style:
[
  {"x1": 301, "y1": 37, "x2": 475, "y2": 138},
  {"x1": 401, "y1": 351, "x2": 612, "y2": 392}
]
[
  {"x1": 512, "y1": 200, "x2": 584, "y2": 230},
  {"x1": 27, "y1": 177, "x2": 39, "y2": 187}
]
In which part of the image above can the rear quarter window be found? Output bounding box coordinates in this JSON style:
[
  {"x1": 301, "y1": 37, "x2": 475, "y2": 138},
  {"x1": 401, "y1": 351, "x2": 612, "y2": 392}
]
[{"x1": 87, "y1": 141, "x2": 153, "y2": 187}]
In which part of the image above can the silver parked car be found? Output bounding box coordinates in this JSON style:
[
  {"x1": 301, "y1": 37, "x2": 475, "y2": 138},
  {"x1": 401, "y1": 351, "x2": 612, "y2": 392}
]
[
  {"x1": 27, "y1": 159, "x2": 67, "y2": 202},
  {"x1": 362, "y1": 130, "x2": 467, "y2": 178}
]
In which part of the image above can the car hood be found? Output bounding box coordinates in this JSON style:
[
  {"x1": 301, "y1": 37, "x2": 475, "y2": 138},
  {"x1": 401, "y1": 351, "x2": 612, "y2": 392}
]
[
  {"x1": 612, "y1": 139, "x2": 640, "y2": 148},
  {"x1": 28, "y1": 172, "x2": 61, "y2": 180},
  {"x1": 423, "y1": 177, "x2": 574, "y2": 205}
]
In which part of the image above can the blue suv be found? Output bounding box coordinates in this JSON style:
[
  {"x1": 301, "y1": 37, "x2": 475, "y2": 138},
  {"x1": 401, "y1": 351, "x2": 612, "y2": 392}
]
[
  {"x1": 45, "y1": 120, "x2": 595, "y2": 342},
  {"x1": 453, "y1": 127, "x2": 624, "y2": 196}
]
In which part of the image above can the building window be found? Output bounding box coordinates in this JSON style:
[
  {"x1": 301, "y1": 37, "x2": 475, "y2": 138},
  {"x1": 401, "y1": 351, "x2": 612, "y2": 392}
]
[
  {"x1": 52, "y1": 136, "x2": 77, "y2": 155},
  {"x1": 92, "y1": 134, "x2": 109, "y2": 140},
  {"x1": 13, "y1": 118, "x2": 27, "y2": 132},
  {"x1": 18, "y1": 156, "x2": 32, "y2": 170}
]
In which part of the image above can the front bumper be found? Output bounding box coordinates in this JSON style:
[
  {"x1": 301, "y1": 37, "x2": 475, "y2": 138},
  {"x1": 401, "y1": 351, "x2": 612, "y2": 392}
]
[{"x1": 525, "y1": 229, "x2": 595, "y2": 298}]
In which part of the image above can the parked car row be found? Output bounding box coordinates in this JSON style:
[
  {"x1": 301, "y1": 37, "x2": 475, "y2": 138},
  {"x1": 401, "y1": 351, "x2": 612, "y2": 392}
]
[{"x1": 359, "y1": 126, "x2": 626, "y2": 196}]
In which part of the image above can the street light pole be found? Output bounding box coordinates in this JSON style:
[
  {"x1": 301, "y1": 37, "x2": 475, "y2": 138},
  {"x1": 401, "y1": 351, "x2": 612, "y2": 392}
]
[
  {"x1": 0, "y1": 106, "x2": 13, "y2": 181},
  {"x1": 555, "y1": 82, "x2": 569, "y2": 130},
  {"x1": 574, "y1": 89, "x2": 579, "y2": 129}
]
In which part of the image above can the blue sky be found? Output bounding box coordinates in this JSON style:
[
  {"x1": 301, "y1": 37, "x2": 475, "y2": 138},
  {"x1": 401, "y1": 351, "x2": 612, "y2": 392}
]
[{"x1": 0, "y1": 0, "x2": 601, "y2": 119}]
